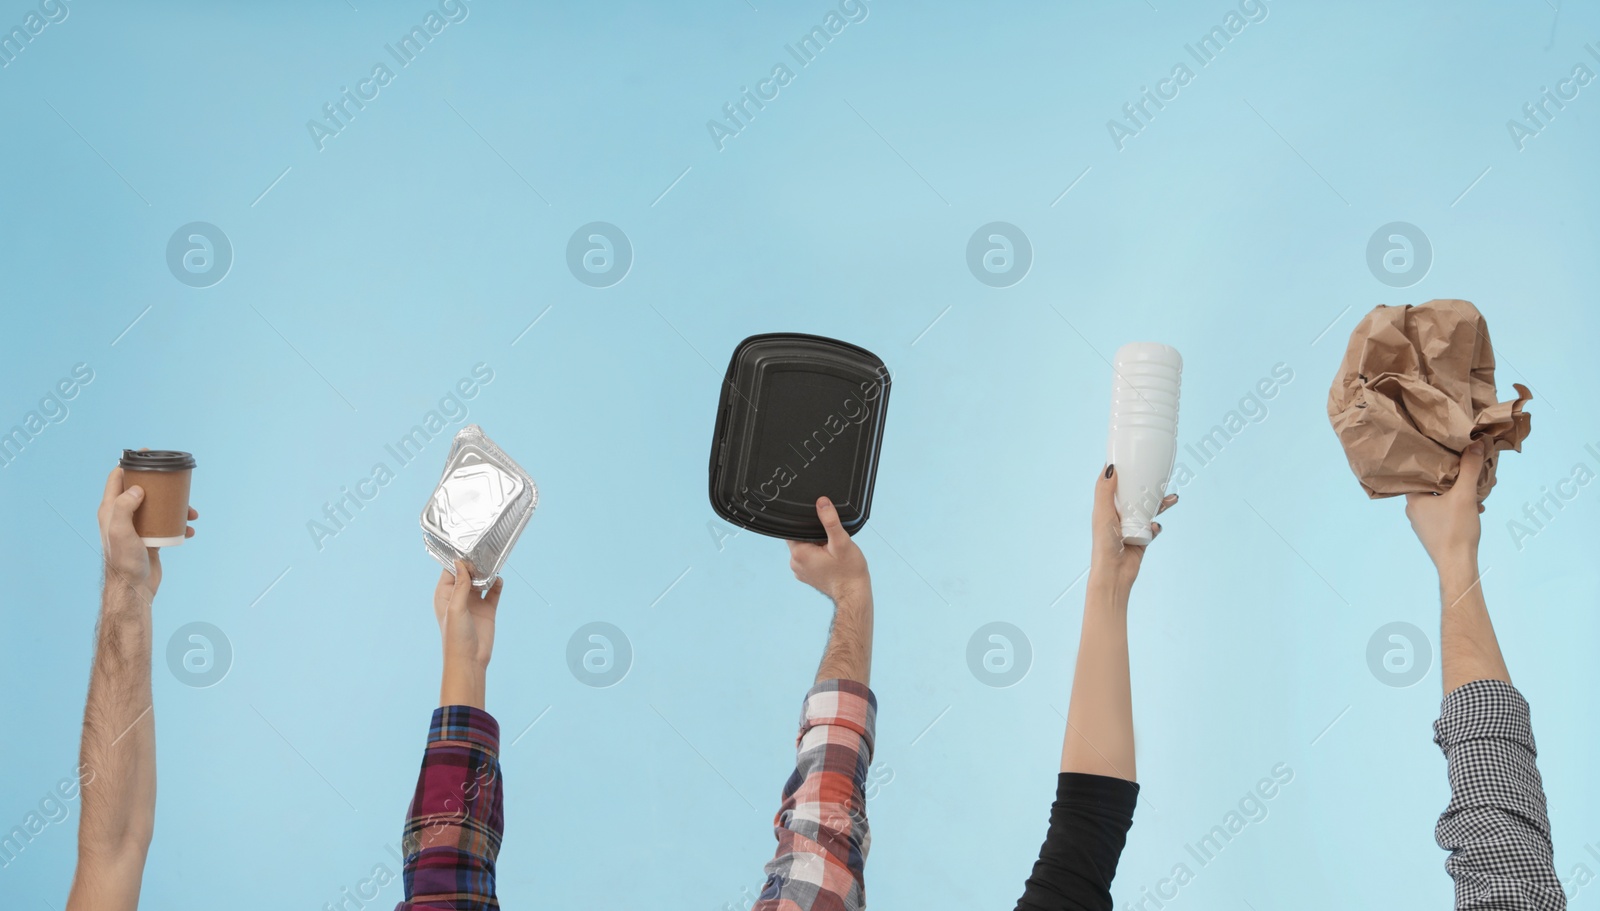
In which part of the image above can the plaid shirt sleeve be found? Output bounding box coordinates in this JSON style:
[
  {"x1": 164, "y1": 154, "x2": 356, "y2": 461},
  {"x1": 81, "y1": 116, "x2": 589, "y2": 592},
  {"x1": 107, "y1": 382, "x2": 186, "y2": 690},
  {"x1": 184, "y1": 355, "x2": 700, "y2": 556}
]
[
  {"x1": 1434, "y1": 679, "x2": 1565, "y2": 911},
  {"x1": 755, "y1": 678, "x2": 878, "y2": 911},
  {"x1": 394, "y1": 705, "x2": 504, "y2": 911}
]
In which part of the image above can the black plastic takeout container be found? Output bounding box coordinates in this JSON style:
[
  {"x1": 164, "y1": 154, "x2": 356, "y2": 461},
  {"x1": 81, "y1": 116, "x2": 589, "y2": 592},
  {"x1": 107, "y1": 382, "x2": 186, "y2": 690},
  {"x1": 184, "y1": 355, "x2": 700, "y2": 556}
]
[{"x1": 708, "y1": 333, "x2": 891, "y2": 542}]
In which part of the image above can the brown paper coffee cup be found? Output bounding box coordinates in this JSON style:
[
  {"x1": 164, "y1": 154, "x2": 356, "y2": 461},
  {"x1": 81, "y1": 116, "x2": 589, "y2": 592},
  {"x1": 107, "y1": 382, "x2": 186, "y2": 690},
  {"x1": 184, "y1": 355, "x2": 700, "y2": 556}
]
[{"x1": 119, "y1": 450, "x2": 196, "y2": 547}]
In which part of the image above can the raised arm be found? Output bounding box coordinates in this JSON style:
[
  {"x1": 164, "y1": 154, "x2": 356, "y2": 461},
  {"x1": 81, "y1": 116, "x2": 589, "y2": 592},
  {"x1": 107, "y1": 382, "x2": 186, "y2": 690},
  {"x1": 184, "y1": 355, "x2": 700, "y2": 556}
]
[
  {"x1": 396, "y1": 562, "x2": 505, "y2": 911},
  {"x1": 755, "y1": 497, "x2": 877, "y2": 911},
  {"x1": 1060, "y1": 465, "x2": 1172, "y2": 780},
  {"x1": 1016, "y1": 464, "x2": 1174, "y2": 911},
  {"x1": 67, "y1": 468, "x2": 197, "y2": 911},
  {"x1": 1405, "y1": 442, "x2": 1564, "y2": 911}
]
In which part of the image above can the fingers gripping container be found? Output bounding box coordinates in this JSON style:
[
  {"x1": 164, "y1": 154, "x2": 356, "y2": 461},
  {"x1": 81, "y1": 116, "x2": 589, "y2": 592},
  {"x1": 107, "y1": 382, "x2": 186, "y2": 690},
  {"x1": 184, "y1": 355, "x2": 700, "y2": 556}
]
[
  {"x1": 709, "y1": 333, "x2": 891, "y2": 542},
  {"x1": 1106, "y1": 343, "x2": 1183, "y2": 545},
  {"x1": 420, "y1": 424, "x2": 538, "y2": 590}
]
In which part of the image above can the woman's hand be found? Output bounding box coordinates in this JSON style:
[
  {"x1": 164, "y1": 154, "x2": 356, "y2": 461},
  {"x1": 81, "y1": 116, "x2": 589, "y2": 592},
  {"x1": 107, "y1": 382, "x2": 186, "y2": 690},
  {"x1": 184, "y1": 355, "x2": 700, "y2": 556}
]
[
  {"x1": 1089, "y1": 464, "x2": 1176, "y2": 593},
  {"x1": 434, "y1": 560, "x2": 503, "y2": 709},
  {"x1": 1405, "y1": 441, "x2": 1488, "y2": 580}
]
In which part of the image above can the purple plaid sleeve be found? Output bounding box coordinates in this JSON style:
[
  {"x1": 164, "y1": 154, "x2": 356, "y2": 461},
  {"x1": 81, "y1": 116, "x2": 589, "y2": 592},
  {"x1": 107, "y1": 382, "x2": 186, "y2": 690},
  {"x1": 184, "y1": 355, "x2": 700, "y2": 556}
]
[
  {"x1": 755, "y1": 678, "x2": 878, "y2": 911},
  {"x1": 394, "y1": 706, "x2": 504, "y2": 911}
]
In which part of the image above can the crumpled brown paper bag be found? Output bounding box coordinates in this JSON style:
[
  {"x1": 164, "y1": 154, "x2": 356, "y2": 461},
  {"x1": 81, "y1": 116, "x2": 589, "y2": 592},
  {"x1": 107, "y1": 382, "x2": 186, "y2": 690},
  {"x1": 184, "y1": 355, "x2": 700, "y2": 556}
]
[{"x1": 1328, "y1": 299, "x2": 1531, "y2": 500}]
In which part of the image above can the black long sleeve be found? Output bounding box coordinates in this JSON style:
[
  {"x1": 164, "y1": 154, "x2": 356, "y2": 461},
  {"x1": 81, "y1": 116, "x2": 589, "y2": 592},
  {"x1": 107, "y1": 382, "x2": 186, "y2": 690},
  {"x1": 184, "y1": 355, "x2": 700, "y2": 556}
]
[{"x1": 1014, "y1": 772, "x2": 1140, "y2": 911}]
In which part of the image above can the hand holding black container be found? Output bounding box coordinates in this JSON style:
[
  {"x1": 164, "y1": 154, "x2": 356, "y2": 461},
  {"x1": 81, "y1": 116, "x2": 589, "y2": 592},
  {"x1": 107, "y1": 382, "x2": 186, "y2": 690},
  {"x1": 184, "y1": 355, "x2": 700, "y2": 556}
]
[{"x1": 708, "y1": 333, "x2": 891, "y2": 542}]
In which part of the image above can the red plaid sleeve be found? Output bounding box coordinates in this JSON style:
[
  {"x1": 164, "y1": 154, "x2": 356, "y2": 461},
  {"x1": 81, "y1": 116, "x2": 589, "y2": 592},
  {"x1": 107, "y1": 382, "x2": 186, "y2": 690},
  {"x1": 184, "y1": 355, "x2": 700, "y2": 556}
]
[
  {"x1": 755, "y1": 679, "x2": 878, "y2": 911},
  {"x1": 394, "y1": 705, "x2": 504, "y2": 911}
]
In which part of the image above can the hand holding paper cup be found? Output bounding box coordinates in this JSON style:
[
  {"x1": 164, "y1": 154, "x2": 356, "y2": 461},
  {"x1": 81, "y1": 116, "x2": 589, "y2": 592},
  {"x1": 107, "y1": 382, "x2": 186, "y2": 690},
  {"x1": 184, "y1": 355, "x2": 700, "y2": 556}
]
[{"x1": 119, "y1": 449, "x2": 196, "y2": 547}]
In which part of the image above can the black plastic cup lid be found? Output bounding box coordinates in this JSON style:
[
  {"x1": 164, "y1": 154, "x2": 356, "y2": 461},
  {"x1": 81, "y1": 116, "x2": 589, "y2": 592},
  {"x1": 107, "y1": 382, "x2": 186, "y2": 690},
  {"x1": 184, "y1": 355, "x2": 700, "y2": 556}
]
[
  {"x1": 709, "y1": 333, "x2": 890, "y2": 542},
  {"x1": 120, "y1": 450, "x2": 196, "y2": 471}
]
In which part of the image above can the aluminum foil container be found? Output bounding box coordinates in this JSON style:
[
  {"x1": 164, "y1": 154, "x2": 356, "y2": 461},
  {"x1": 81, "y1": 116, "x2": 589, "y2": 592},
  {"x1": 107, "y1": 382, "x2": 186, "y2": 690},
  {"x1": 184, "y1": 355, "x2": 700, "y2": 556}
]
[{"x1": 420, "y1": 424, "x2": 537, "y2": 589}]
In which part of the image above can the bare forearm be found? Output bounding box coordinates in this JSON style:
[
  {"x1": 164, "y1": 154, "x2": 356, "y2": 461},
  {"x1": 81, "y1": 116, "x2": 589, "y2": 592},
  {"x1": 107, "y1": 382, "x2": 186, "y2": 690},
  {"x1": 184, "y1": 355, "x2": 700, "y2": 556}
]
[
  {"x1": 1061, "y1": 574, "x2": 1136, "y2": 780},
  {"x1": 441, "y1": 659, "x2": 488, "y2": 709},
  {"x1": 816, "y1": 586, "x2": 873, "y2": 686},
  {"x1": 69, "y1": 582, "x2": 156, "y2": 911},
  {"x1": 1437, "y1": 552, "x2": 1510, "y2": 694}
]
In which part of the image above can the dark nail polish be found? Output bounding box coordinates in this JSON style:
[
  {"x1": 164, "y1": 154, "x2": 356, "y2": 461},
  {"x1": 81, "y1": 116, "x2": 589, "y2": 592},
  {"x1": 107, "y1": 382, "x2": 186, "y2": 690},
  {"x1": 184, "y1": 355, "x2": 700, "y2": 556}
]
[{"x1": 1104, "y1": 464, "x2": 1114, "y2": 478}]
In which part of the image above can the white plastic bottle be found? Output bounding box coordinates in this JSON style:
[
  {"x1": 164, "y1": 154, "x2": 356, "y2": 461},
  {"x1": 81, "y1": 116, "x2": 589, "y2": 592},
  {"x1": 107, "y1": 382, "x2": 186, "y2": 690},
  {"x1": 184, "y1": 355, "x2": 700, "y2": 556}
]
[{"x1": 1106, "y1": 342, "x2": 1183, "y2": 545}]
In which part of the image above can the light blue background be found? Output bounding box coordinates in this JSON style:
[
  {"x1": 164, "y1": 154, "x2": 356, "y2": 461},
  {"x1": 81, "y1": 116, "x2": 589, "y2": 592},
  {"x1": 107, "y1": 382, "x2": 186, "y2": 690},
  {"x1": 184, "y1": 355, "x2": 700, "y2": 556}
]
[{"x1": 2, "y1": 1, "x2": 1597, "y2": 909}]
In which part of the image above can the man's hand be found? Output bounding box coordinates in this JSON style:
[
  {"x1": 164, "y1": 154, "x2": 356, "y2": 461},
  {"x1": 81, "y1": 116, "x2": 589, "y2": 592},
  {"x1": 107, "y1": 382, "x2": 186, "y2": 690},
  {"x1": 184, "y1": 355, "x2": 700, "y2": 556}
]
[
  {"x1": 68, "y1": 461, "x2": 196, "y2": 911},
  {"x1": 1405, "y1": 441, "x2": 1489, "y2": 577},
  {"x1": 787, "y1": 497, "x2": 871, "y2": 607},
  {"x1": 434, "y1": 561, "x2": 502, "y2": 709},
  {"x1": 96, "y1": 466, "x2": 197, "y2": 601},
  {"x1": 790, "y1": 497, "x2": 874, "y2": 685},
  {"x1": 1089, "y1": 464, "x2": 1176, "y2": 593}
]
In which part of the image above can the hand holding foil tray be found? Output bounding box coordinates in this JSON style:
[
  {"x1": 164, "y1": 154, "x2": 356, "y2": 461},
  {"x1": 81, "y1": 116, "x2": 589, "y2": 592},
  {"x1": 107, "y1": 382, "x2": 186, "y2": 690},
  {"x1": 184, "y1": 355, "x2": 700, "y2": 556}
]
[{"x1": 420, "y1": 424, "x2": 538, "y2": 589}]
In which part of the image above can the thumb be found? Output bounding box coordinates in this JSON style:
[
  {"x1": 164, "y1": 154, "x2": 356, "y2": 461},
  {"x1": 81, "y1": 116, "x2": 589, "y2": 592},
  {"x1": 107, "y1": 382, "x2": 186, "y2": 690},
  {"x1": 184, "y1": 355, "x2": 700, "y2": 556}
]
[
  {"x1": 110, "y1": 486, "x2": 144, "y2": 527},
  {"x1": 1453, "y1": 441, "x2": 1487, "y2": 499},
  {"x1": 815, "y1": 497, "x2": 849, "y2": 548},
  {"x1": 479, "y1": 576, "x2": 504, "y2": 612}
]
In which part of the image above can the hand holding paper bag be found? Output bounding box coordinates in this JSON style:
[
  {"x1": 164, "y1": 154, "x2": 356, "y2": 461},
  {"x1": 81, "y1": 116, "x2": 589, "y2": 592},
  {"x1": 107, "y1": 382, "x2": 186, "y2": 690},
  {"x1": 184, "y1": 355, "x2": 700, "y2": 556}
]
[{"x1": 1327, "y1": 299, "x2": 1531, "y2": 500}]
